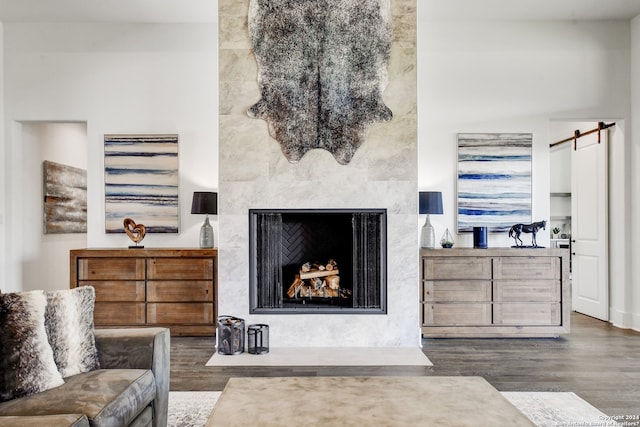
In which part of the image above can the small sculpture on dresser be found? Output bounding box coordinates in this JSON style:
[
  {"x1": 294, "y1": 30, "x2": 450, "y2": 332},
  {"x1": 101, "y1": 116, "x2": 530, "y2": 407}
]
[
  {"x1": 123, "y1": 218, "x2": 146, "y2": 248},
  {"x1": 508, "y1": 220, "x2": 546, "y2": 248},
  {"x1": 440, "y1": 228, "x2": 455, "y2": 248}
]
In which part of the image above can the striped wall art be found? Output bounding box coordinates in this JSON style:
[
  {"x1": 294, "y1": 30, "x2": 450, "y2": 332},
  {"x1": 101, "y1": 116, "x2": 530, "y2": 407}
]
[
  {"x1": 104, "y1": 134, "x2": 179, "y2": 234},
  {"x1": 457, "y1": 133, "x2": 532, "y2": 233}
]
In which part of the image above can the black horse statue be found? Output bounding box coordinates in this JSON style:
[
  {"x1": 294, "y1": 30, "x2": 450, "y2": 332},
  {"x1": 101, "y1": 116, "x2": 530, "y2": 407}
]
[{"x1": 508, "y1": 220, "x2": 546, "y2": 247}]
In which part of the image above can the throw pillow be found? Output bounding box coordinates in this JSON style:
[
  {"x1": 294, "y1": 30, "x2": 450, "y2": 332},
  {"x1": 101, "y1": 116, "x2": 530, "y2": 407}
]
[
  {"x1": 0, "y1": 290, "x2": 65, "y2": 402},
  {"x1": 45, "y1": 286, "x2": 100, "y2": 378}
]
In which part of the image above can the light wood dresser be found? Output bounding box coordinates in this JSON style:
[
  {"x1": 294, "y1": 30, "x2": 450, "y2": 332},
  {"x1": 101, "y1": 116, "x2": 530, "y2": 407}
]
[
  {"x1": 70, "y1": 248, "x2": 217, "y2": 336},
  {"x1": 421, "y1": 247, "x2": 570, "y2": 338}
]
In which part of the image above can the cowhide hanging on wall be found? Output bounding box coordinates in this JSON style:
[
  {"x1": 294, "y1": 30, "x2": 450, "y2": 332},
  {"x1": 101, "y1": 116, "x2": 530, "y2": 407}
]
[{"x1": 247, "y1": 0, "x2": 393, "y2": 165}]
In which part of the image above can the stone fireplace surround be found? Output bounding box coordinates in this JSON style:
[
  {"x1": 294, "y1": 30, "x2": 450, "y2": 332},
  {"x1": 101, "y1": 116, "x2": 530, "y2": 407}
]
[{"x1": 217, "y1": 0, "x2": 417, "y2": 347}]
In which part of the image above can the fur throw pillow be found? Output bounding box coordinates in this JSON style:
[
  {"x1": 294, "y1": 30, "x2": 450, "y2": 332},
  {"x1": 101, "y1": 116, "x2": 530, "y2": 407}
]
[
  {"x1": 45, "y1": 286, "x2": 100, "y2": 378},
  {"x1": 0, "y1": 291, "x2": 65, "y2": 402}
]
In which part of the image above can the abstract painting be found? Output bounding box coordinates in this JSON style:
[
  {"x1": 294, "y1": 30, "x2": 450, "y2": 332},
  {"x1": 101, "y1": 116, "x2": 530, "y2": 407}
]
[
  {"x1": 457, "y1": 133, "x2": 532, "y2": 232},
  {"x1": 104, "y1": 134, "x2": 179, "y2": 233},
  {"x1": 247, "y1": 0, "x2": 393, "y2": 165},
  {"x1": 43, "y1": 160, "x2": 87, "y2": 234}
]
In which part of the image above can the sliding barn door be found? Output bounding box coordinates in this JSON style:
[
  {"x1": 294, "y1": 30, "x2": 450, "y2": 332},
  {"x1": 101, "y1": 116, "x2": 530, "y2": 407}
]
[{"x1": 571, "y1": 130, "x2": 609, "y2": 320}]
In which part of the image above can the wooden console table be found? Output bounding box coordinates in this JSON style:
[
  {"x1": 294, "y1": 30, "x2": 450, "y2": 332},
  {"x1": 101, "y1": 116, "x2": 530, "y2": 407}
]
[
  {"x1": 421, "y1": 247, "x2": 570, "y2": 338},
  {"x1": 70, "y1": 248, "x2": 217, "y2": 336}
]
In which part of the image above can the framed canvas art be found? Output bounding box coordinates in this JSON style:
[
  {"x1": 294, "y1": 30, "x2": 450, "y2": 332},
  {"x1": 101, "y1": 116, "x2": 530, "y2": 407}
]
[
  {"x1": 457, "y1": 133, "x2": 532, "y2": 233},
  {"x1": 43, "y1": 160, "x2": 87, "y2": 234},
  {"x1": 104, "y1": 134, "x2": 179, "y2": 233}
]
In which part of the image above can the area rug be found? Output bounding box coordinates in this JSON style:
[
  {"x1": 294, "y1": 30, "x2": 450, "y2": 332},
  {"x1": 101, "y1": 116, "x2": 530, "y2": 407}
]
[
  {"x1": 205, "y1": 347, "x2": 432, "y2": 367},
  {"x1": 168, "y1": 390, "x2": 610, "y2": 427},
  {"x1": 168, "y1": 391, "x2": 220, "y2": 427},
  {"x1": 502, "y1": 392, "x2": 611, "y2": 427}
]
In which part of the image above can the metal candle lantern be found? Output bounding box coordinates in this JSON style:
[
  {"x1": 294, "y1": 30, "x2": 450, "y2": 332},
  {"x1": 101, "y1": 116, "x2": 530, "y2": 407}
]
[
  {"x1": 217, "y1": 315, "x2": 245, "y2": 355},
  {"x1": 247, "y1": 324, "x2": 269, "y2": 354}
]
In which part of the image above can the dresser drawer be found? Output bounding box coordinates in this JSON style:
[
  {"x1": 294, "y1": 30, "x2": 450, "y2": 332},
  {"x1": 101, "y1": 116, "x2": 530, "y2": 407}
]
[
  {"x1": 424, "y1": 303, "x2": 492, "y2": 326},
  {"x1": 493, "y1": 303, "x2": 561, "y2": 326},
  {"x1": 423, "y1": 257, "x2": 491, "y2": 280},
  {"x1": 78, "y1": 258, "x2": 145, "y2": 281},
  {"x1": 147, "y1": 303, "x2": 213, "y2": 324},
  {"x1": 147, "y1": 281, "x2": 214, "y2": 302},
  {"x1": 424, "y1": 280, "x2": 491, "y2": 302},
  {"x1": 494, "y1": 280, "x2": 560, "y2": 303},
  {"x1": 85, "y1": 281, "x2": 145, "y2": 302},
  {"x1": 494, "y1": 257, "x2": 560, "y2": 280},
  {"x1": 147, "y1": 258, "x2": 213, "y2": 280},
  {"x1": 94, "y1": 302, "x2": 146, "y2": 325}
]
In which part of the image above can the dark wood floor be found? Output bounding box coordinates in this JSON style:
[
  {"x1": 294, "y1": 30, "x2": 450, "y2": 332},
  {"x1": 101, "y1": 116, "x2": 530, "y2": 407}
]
[{"x1": 170, "y1": 312, "x2": 640, "y2": 416}]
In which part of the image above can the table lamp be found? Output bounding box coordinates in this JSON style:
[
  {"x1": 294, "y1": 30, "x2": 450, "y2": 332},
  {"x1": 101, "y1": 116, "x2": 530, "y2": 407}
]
[
  {"x1": 419, "y1": 191, "x2": 443, "y2": 249},
  {"x1": 191, "y1": 192, "x2": 217, "y2": 248}
]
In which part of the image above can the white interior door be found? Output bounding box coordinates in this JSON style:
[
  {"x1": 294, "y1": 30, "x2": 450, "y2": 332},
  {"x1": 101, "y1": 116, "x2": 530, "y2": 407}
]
[{"x1": 571, "y1": 130, "x2": 609, "y2": 320}]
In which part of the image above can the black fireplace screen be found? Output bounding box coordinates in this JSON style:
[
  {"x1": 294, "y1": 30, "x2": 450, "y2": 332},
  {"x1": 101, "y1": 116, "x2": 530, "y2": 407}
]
[{"x1": 249, "y1": 209, "x2": 387, "y2": 314}]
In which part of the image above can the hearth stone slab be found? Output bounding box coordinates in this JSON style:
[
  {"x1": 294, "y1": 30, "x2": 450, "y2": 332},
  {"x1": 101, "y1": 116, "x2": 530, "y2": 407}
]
[
  {"x1": 205, "y1": 346, "x2": 432, "y2": 367},
  {"x1": 206, "y1": 376, "x2": 536, "y2": 427}
]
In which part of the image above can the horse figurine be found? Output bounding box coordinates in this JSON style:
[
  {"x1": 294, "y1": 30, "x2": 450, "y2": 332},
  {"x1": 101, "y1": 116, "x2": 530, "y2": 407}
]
[{"x1": 508, "y1": 220, "x2": 546, "y2": 247}]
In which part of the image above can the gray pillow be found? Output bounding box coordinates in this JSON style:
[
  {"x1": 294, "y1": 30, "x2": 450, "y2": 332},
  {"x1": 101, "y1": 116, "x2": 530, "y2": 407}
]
[
  {"x1": 0, "y1": 290, "x2": 65, "y2": 402},
  {"x1": 45, "y1": 286, "x2": 100, "y2": 378}
]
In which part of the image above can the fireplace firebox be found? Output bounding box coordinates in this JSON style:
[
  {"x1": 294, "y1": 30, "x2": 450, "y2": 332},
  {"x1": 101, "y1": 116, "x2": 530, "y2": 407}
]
[{"x1": 249, "y1": 209, "x2": 387, "y2": 314}]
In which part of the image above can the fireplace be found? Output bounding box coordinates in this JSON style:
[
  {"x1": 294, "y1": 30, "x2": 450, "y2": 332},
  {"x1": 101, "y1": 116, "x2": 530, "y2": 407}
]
[{"x1": 249, "y1": 209, "x2": 387, "y2": 314}]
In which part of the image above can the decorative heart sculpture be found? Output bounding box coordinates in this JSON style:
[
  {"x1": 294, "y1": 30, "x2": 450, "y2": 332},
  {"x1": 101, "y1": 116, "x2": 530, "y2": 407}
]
[{"x1": 123, "y1": 218, "x2": 146, "y2": 244}]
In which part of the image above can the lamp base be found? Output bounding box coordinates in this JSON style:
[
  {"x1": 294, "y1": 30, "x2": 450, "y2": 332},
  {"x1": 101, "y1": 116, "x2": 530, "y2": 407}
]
[
  {"x1": 199, "y1": 215, "x2": 214, "y2": 248},
  {"x1": 421, "y1": 215, "x2": 436, "y2": 249}
]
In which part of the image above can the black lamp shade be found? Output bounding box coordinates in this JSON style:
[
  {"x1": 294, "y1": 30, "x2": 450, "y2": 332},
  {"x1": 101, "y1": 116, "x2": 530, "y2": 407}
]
[
  {"x1": 419, "y1": 191, "x2": 443, "y2": 214},
  {"x1": 191, "y1": 192, "x2": 218, "y2": 215}
]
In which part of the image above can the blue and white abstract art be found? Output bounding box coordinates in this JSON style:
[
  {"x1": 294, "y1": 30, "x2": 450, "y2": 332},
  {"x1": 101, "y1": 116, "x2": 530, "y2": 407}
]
[
  {"x1": 104, "y1": 134, "x2": 179, "y2": 233},
  {"x1": 457, "y1": 133, "x2": 532, "y2": 233}
]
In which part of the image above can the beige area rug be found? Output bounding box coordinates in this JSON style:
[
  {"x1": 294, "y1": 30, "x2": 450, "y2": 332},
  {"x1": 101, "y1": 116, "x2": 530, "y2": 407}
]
[
  {"x1": 501, "y1": 392, "x2": 612, "y2": 427},
  {"x1": 168, "y1": 392, "x2": 220, "y2": 427},
  {"x1": 168, "y1": 390, "x2": 611, "y2": 427},
  {"x1": 205, "y1": 346, "x2": 433, "y2": 366}
]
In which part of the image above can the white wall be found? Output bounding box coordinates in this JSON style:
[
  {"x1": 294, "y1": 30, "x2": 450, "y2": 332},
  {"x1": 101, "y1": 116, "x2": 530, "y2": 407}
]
[
  {"x1": 631, "y1": 16, "x2": 640, "y2": 331},
  {"x1": 0, "y1": 22, "x2": 5, "y2": 292},
  {"x1": 1, "y1": 23, "x2": 218, "y2": 291},
  {"x1": 21, "y1": 122, "x2": 87, "y2": 292},
  {"x1": 548, "y1": 122, "x2": 575, "y2": 237},
  {"x1": 418, "y1": 17, "x2": 631, "y2": 249}
]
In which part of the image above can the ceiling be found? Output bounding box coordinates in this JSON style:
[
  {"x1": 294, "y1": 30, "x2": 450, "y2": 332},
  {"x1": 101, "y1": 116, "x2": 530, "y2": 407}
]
[
  {"x1": 0, "y1": 0, "x2": 639, "y2": 23},
  {"x1": 0, "y1": 0, "x2": 217, "y2": 23},
  {"x1": 424, "y1": 0, "x2": 640, "y2": 21}
]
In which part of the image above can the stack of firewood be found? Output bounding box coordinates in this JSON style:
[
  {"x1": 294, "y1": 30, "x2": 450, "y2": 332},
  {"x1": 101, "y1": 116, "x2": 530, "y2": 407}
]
[{"x1": 286, "y1": 259, "x2": 349, "y2": 299}]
